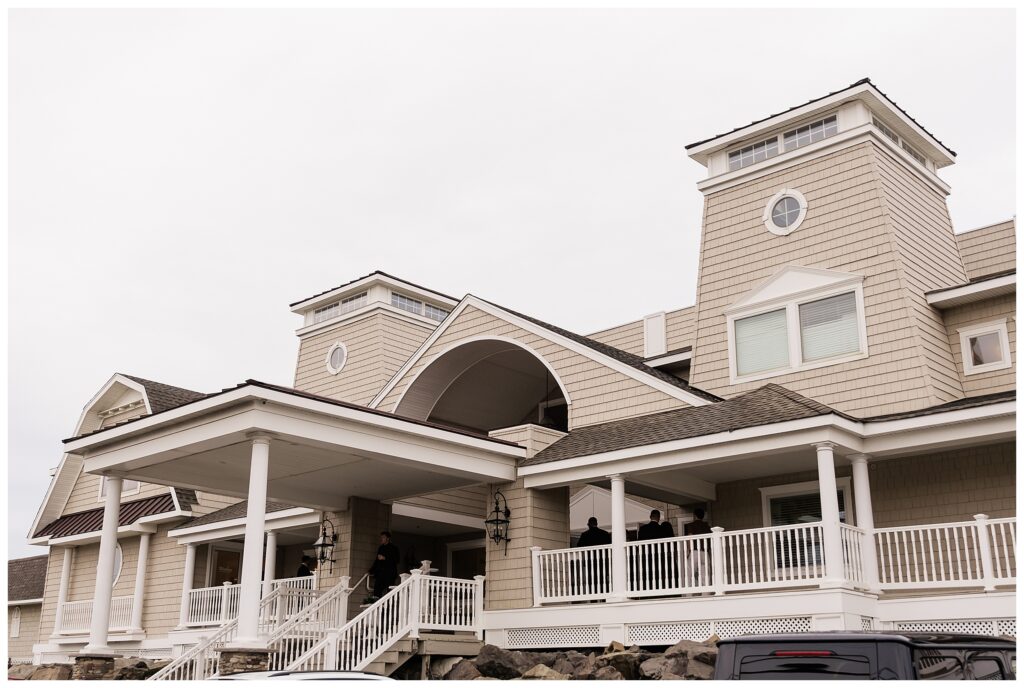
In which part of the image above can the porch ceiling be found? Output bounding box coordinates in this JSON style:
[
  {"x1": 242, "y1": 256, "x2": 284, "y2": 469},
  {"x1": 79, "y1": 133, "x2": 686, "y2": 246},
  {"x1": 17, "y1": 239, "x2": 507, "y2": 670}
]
[{"x1": 63, "y1": 382, "x2": 523, "y2": 512}]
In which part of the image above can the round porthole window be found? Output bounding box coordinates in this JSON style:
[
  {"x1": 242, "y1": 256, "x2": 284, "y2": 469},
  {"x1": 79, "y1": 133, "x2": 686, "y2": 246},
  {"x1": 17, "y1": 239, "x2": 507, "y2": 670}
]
[
  {"x1": 763, "y1": 188, "x2": 808, "y2": 235},
  {"x1": 325, "y1": 342, "x2": 348, "y2": 375}
]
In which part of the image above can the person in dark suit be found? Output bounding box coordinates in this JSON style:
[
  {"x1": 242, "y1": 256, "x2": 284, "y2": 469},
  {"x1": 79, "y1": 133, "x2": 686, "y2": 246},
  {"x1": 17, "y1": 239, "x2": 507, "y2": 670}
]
[
  {"x1": 296, "y1": 555, "x2": 316, "y2": 578},
  {"x1": 575, "y1": 517, "x2": 612, "y2": 596},
  {"x1": 369, "y1": 531, "x2": 400, "y2": 599},
  {"x1": 636, "y1": 510, "x2": 665, "y2": 591},
  {"x1": 637, "y1": 510, "x2": 663, "y2": 541},
  {"x1": 577, "y1": 517, "x2": 612, "y2": 547}
]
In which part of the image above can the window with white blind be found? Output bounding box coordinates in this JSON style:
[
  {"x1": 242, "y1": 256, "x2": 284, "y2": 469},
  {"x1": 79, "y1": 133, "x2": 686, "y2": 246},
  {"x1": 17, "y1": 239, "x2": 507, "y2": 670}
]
[
  {"x1": 735, "y1": 309, "x2": 789, "y2": 376},
  {"x1": 760, "y1": 478, "x2": 852, "y2": 528},
  {"x1": 728, "y1": 281, "x2": 867, "y2": 383},
  {"x1": 799, "y1": 292, "x2": 860, "y2": 362}
]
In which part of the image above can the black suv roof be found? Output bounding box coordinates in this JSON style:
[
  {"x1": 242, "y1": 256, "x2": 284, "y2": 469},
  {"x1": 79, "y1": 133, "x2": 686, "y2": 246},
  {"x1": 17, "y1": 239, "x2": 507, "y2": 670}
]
[{"x1": 718, "y1": 632, "x2": 1015, "y2": 648}]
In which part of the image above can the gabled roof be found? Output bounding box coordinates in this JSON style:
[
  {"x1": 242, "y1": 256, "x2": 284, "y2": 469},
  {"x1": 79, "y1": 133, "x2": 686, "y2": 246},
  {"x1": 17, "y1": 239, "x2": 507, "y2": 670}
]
[
  {"x1": 522, "y1": 384, "x2": 847, "y2": 466},
  {"x1": 685, "y1": 77, "x2": 956, "y2": 157},
  {"x1": 9, "y1": 556, "x2": 48, "y2": 601},
  {"x1": 33, "y1": 493, "x2": 180, "y2": 539},
  {"x1": 479, "y1": 298, "x2": 720, "y2": 403},
  {"x1": 120, "y1": 375, "x2": 206, "y2": 413}
]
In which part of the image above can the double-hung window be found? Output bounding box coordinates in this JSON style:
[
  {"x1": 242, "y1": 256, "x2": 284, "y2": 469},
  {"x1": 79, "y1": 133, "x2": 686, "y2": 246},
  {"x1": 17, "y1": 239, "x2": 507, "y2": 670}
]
[{"x1": 728, "y1": 275, "x2": 867, "y2": 383}]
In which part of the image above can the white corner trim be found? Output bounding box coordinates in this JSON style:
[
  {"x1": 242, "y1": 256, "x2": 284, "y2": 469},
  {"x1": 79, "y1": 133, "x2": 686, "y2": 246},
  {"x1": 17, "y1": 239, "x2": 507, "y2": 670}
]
[
  {"x1": 370, "y1": 296, "x2": 712, "y2": 409},
  {"x1": 958, "y1": 319, "x2": 1013, "y2": 376},
  {"x1": 325, "y1": 341, "x2": 348, "y2": 375},
  {"x1": 763, "y1": 188, "x2": 808, "y2": 236},
  {"x1": 643, "y1": 312, "x2": 667, "y2": 358}
]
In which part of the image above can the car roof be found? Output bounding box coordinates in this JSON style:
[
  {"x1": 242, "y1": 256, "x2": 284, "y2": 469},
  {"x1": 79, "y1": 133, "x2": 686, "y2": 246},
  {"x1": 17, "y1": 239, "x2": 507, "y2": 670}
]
[{"x1": 717, "y1": 631, "x2": 1016, "y2": 648}]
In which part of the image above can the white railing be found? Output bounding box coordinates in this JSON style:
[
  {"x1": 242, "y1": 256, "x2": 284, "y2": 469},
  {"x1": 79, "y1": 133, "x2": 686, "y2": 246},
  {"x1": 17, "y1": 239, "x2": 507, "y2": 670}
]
[
  {"x1": 532, "y1": 544, "x2": 612, "y2": 604},
  {"x1": 58, "y1": 595, "x2": 134, "y2": 634},
  {"x1": 286, "y1": 572, "x2": 484, "y2": 673},
  {"x1": 626, "y1": 535, "x2": 715, "y2": 597},
  {"x1": 148, "y1": 588, "x2": 283, "y2": 681},
  {"x1": 839, "y1": 523, "x2": 866, "y2": 588},
  {"x1": 719, "y1": 522, "x2": 826, "y2": 590},
  {"x1": 265, "y1": 576, "x2": 354, "y2": 672},
  {"x1": 185, "y1": 582, "x2": 240, "y2": 627},
  {"x1": 876, "y1": 515, "x2": 1017, "y2": 590},
  {"x1": 271, "y1": 574, "x2": 318, "y2": 593}
]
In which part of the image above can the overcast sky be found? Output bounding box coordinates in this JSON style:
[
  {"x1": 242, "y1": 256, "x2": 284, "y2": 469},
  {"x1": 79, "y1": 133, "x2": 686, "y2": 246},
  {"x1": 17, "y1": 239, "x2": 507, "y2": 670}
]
[{"x1": 8, "y1": 9, "x2": 1015, "y2": 557}]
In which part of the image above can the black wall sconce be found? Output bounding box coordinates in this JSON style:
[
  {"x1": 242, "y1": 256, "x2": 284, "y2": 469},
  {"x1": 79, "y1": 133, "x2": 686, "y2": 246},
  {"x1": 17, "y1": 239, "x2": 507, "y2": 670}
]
[
  {"x1": 313, "y1": 516, "x2": 338, "y2": 574},
  {"x1": 485, "y1": 489, "x2": 512, "y2": 555}
]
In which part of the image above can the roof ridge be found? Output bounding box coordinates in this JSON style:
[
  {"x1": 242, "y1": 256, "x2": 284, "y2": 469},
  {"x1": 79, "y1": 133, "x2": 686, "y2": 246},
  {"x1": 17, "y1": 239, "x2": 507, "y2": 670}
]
[{"x1": 289, "y1": 270, "x2": 461, "y2": 308}]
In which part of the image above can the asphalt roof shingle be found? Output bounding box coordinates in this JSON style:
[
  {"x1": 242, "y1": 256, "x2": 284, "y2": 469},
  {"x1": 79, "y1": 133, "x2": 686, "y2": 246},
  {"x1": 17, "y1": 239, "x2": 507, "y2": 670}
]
[
  {"x1": 184, "y1": 500, "x2": 301, "y2": 528},
  {"x1": 9, "y1": 556, "x2": 48, "y2": 601},
  {"x1": 122, "y1": 375, "x2": 207, "y2": 414},
  {"x1": 523, "y1": 384, "x2": 847, "y2": 466}
]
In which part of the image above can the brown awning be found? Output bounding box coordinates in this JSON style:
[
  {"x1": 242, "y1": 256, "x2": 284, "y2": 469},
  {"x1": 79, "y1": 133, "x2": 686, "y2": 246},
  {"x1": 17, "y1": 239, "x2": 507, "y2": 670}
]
[{"x1": 34, "y1": 493, "x2": 178, "y2": 539}]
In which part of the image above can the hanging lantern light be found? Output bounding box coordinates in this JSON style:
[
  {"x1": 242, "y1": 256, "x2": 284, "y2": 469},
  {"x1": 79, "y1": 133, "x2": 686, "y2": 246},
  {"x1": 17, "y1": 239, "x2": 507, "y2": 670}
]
[
  {"x1": 485, "y1": 489, "x2": 512, "y2": 554},
  {"x1": 313, "y1": 517, "x2": 338, "y2": 574}
]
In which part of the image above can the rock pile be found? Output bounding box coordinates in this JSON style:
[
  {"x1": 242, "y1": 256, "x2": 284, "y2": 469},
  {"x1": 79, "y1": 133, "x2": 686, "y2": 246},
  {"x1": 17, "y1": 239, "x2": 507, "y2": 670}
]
[
  {"x1": 443, "y1": 637, "x2": 718, "y2": 680},
  {"x1": 8, "y1": 657, "x2": 170, "y2": 681}
]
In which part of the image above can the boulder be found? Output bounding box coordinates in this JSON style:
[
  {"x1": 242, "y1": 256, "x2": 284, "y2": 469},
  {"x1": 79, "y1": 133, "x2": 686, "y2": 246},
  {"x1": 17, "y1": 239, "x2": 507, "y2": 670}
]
[
  {"x1": 602, "y1": 641, "x2": 625, "y2": 655},
  {"x1": 639, "y1": 654, "x2": 689, "y2": 680},
  {"x1": 665, "y1": 638, "x2": 718, "y2": 666},
  {"x1": 593, "y1": 665, "x2": 624, "y2": 680},
  {"x1": 28, "y1": 664, "x2": 73, "y2": 680},
  {"x1": 445, "y1": 659, "x2": 483, "y2": 681},
  {"x1": 521, "y1": 664, "x2": 570, "y2": 680},
  {"x1": 569, "y1": 653, "x2": 599, "y2": 680},
  {"x1": 111, "y1": 666, "x2": 150, "y2": 680},
  {"x1": 8, "y1": 664, "x2": 36, "y2": 680},
  {"x1": 551, "y1": 657, "x2": 576, "y2": 676},
  {"x1": 596, "y1": 651, "x2": 644, "y2": 680},
  {"x1": 473, "y1": 646, "x2": 537, "y2": 680},
  {"x1": 684, "y1": 659, "x2": 715, "y2": 680},
  {"x1": 432, "y1": 656, "x2": 466, "y2": 680}
]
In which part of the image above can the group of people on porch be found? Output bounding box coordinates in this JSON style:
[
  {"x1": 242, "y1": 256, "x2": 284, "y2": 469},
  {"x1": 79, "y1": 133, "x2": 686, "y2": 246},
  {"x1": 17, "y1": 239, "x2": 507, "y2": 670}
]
[{"x1": 576, "y1": 508, "x2": 712, "y2": 545}]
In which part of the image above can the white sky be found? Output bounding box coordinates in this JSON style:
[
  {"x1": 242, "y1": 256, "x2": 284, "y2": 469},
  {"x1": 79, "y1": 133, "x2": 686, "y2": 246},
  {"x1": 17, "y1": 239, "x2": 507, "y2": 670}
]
[{"x1": 7, "y1": 9, "x2": 1016, "y2": 557}]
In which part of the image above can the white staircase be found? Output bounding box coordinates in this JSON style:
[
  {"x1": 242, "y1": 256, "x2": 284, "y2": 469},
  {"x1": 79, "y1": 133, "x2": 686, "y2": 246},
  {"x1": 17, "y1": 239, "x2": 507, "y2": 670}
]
[{"x1": 287, "y1": 571, "x2": 484, "y2": 675}]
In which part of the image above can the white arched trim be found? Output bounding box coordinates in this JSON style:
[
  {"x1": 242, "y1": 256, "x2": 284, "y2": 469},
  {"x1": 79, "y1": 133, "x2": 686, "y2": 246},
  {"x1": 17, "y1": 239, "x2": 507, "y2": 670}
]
[
  {"x1": 392, "y1": 335, "x2": 573, "y2": 418},
  {"x1": 325, "y1": 341, "x2": 348, "y2": 375}
]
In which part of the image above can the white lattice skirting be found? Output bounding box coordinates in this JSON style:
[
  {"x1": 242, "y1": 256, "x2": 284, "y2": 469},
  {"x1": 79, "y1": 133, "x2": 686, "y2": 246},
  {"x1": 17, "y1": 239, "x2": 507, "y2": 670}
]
[
  {"x1": 893, "y1": 618, "x2": 1016, "y2": 637},
  {"x1": 506, "y1": 626, "x2": 602, "y2": 648},
  {"x1": 627, "y1": 616, "x2": 812, "y2": 645}
]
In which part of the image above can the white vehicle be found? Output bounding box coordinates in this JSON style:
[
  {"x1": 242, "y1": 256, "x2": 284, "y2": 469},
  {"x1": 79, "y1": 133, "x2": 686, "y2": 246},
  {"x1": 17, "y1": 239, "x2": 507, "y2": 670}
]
[{"x1": 216, "y1": 670, "x2": 395, "y2": 681}]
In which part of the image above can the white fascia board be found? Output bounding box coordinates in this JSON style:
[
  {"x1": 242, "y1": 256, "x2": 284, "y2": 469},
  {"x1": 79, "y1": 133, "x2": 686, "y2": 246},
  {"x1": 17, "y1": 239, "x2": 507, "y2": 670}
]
[
  {"x1": 644, "y1": 350, "x2": 692, "y2": 368},
  {"x1": 295, "y1": 303, "x2": 439, "y2": 337},
  {"x1": 370, "y1": 295, "x2": 712, "y2": 409},
  {"x1": 390, "y1": 502, "x2": 484, "y2": 531},
  {"x1": 290, "y1": 274, "x2": 459, "y2": 314},
  {"x1": 8, "y1": 599, "x2": 43, "y2": 606},
  {"x1": 926, "y1": 274, "x2": 1016, "y2": 308},
  {"x1": 521, "y1": 402, "x2": 1015, "y2": 487},
  {"x1": 168, "y1": 507, "x2": 319, "y2": 543},
  {"x1": 64, "y1": 384, "x2": 524, "y2": 462},
  {"x1": 698, "y1": 128, "x2": 951, "y2": 197},
  {"x1": 687, "y1": 83, "x2": 953, "y2": 166}
]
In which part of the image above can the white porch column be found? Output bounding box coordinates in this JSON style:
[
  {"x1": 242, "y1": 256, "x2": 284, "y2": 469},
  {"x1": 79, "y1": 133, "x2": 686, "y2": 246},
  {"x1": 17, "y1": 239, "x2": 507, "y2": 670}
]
[
  {"x1": 608, "y1": 474, "x2": 627, "y2": 602},
  {"x1": 262, "y1": 530, "x2": 278, "y2": 599},
  {"x1": 53, "y1": 547, "x2": 74, "y2": 635},
  {"x1": 129, "y1": 532, "x2": 151, "y2": 632},
  {"x1": 234, "y1": 435, "x2": 271, "y2": 646},
  {"x1": 849, "y1": 454, "x2": 880, "y2": 592},
  {"x1": 83, "y1": 476, "x2": 122, "y2": 654},
  {"x1": 177, "y1": 543, "x2": 198, "y2": 629},
  {"x1": 814, "y1": 443, "x2": 845, "y2": 587}
]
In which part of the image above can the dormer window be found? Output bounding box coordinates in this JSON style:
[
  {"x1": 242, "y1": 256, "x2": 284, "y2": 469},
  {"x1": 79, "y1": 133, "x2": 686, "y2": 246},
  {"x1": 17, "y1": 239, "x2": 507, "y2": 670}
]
[
  {"x1": 901, "y1": 141, "x2": 927, "y2": 166},
  {"x1": 728, "y1": 137, "x2": 780, "y2": 171},
  {"x1": 871, "y1": 112, "x2": 930, "y2": 168},
  {"x1": 783, "y1": 115, "x2": 838, "y2": 152}
]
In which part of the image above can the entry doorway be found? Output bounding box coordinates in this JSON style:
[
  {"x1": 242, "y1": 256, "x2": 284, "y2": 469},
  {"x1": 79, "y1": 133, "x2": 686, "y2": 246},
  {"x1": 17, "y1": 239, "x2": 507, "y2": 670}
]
[
  {"x1": 447, "y1": 539, "x2": 486, "y2": 579},
  {"x1": 209, "y1": 546, "x2": 242, "y2": 585}
]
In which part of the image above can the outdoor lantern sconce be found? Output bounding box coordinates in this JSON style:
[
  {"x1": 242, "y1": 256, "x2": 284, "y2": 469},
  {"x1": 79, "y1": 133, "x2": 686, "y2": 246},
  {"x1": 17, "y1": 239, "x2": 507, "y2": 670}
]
[
  {"x1": 313, "y1": 517, "x2": 338, "y2": 574},
  {"x1": 485, "y1": 489, "x2": 512, "y2": 555}
]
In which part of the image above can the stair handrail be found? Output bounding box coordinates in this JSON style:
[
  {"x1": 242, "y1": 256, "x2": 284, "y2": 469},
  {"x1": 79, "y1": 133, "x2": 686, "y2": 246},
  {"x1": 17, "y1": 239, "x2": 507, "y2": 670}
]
[
  {"x1": 286, "y1": 570, "x2": 421, "y2": 672},
  {"x1": 148, "y1": 587, "x2": 283, "y2": 681},
  {"x1": 264, "y1": 575, "x2": 354, "y2": 671}
]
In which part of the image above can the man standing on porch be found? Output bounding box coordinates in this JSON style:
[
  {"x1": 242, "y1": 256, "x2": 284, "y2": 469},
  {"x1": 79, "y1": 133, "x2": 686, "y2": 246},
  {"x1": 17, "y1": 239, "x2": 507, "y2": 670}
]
[{"x1": 369, "y1": 532, "x2": 400, "y2": 599}]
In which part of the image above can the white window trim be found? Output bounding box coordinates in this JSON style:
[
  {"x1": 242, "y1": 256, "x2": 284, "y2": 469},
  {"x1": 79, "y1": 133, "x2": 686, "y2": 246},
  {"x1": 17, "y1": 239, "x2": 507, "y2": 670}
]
[
  {"x1": 727, "y1": 280, "x2": 868, "y2": 385},
  {"x1": 759, "y1": 477, "x2": 853, "y2": 528},
  {"x1": 958, "y1": 319, "x2": 1012, "y2": 376},
  {"x1": 10, "y1": 606, "x2": 21, "y2": 638},
  {"x1": 325, "y1": 341, "x2": 349, "y2": 375},
  {"x1": 206, "y1": 542, "x2": 245, "y2": 587},
  {"x1": 763, "y1": 188, "x2": 808, "y2": 236},
  {"x1": 112, "y1": 543, "x2": 124, "y2": 587},
  {"x1": 98, "y1": 476, "x2": 142, "y2": 503}
]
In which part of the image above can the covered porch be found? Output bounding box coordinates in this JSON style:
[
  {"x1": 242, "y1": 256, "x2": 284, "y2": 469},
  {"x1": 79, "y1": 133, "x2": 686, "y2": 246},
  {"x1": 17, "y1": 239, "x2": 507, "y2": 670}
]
[{"x1": 61, "y1": 380, "x2": 521, "y2": 655}]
